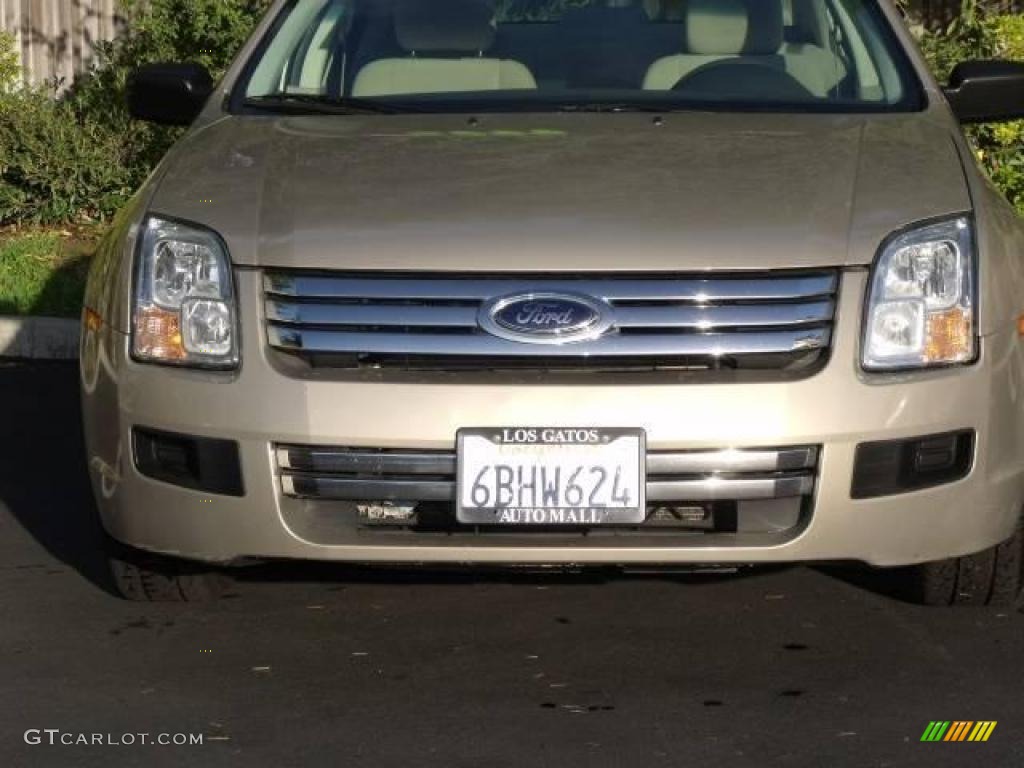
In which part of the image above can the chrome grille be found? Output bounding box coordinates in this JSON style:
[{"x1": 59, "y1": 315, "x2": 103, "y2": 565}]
[
  {"x1": 263, "y1": 271, "x2": 837, "y2": 370},
  {"x1": 277, "y1": 445, "x2": 819, "y2": 504}
]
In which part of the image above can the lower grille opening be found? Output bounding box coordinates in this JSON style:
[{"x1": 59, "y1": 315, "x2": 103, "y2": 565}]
[
  {"x1": 275, "y1": 443, "x2": 817, "y2": 545},
  {"x1": 278, "y1": 497, "x2": 810, "y2": 543}
]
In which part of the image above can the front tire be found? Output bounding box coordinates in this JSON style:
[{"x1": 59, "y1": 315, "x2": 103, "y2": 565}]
[
  {"x1": 106, "y1": 538, "x2": 230, "y2": 602},
  {"x1": 899, "y1": 520, "x2": 1023, "y2": 608}
]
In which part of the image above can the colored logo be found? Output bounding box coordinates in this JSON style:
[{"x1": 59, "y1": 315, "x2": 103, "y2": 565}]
[
  {"x1": 479, "y1": 293, "x2": 614, "y2": 345},
  {"x1": 921, "y1": 721, "x2": 997, "y2": 742}
]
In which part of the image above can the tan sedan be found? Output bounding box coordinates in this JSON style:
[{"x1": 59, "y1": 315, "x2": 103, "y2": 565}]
[{"x1": 81, "y1": 0, "x2": 1024, "y2": 602}]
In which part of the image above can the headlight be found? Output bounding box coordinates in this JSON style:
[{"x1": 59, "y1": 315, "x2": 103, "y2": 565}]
[
  {"x1": 862, "y1": 217, "x2": 976, "y2": 370},
  {"x1": 132, "y1": 217, "x2": 238, "y2": 368}
]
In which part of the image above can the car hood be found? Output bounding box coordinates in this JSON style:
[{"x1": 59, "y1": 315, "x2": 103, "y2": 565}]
[{"x1": 150, "y1": 111, "x2": 970, "y2": 271}]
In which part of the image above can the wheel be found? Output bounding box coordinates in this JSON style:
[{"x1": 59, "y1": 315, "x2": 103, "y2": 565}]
[
  {"x1": 106, "y1": 537, "x2": 230, "y2": 602},
  {"x1": 897, "y1": 520, "x2": 1023, "y2": 608}
]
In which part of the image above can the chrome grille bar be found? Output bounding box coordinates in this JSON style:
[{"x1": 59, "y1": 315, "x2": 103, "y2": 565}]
[
  {"x1": 614, "y1": 301, "x2": 834, "y2": 329},
  {"x1": 282, "y1": 475, "x2": 455, "y2": 502},
  {"x1": 264, "y1": 273, "x2": 837, "y2": 302},
  {"x1": 268, "y1": 326, "x2": 830, "y2": 357},
  {"x1": 266, "y1": 300, "x2": 480, "y2": 328},
  {"x1": 279, "y1": 447, "x2": 456, "y2": 475},
  {"x1": 266, "y1": 299, "x2": 835, "y2": 331},
  {"x1": 647, "y1": 447, "x2": 818, "y2": 474},
  {"x1": 646, "y1": 475, "x2": 813, "y2": 501}
]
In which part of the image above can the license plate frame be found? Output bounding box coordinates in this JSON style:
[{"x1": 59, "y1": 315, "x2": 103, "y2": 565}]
[{"x1": 456, "y1": 427, "x2": 647, "y2": 526}]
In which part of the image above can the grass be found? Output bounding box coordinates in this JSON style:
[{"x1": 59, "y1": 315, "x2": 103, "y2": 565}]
[{"x1": 0, "y1": 228, "x2": 98, "y2": 317}]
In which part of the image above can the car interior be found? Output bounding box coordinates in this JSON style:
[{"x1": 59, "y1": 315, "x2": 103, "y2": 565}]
[{"x1": 247, "y1": 0, "x2": 905, "y2": 105}]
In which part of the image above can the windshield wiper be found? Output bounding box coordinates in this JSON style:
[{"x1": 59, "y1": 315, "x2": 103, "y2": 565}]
[
  {"x1": 243, "y1": 93, "x2": 408, "y2": 115},
  {"x1": 554, "y1": 103, "x2": 670, "y2": 114}
]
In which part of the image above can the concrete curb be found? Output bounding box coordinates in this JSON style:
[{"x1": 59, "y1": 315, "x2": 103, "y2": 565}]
[{"x1": 0, "y1": 316, "x2": 79, "y2": 360}]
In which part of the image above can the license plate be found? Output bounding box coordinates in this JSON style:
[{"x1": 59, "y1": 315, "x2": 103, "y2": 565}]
[{"x1": 457, "y1": 428, "x2": 646, "y2": 525}]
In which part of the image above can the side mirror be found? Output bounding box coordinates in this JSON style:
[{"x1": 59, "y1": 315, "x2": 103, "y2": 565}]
[
  {"x1": 126, "y1": 63, "x2": 214, "y2": 126},
  {"x1": 943, "y1": 59, "x2": 1024, "y2": 124}
]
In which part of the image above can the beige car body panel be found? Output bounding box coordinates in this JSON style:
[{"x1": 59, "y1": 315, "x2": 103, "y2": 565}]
[
  {"x1": 81, "y1": 0, "x2": 1024, "y2": 567},
  {"x1": 145, "y1": 111, "x2": 968, "y2": 274}
]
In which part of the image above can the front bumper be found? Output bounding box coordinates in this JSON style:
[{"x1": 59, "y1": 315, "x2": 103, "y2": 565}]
[{"x1": 82, "y1": 270, "x2": 1024, "y2": 567}]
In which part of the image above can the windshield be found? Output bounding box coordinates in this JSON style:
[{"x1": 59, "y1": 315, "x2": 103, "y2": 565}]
[{"x1": 239, "y1": 0, "x2": 921, "y2": 113}]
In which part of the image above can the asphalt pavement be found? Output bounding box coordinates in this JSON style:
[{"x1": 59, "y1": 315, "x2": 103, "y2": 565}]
[{"x1": 1, "y1": 362, "x2": 1021, "y2": 768}]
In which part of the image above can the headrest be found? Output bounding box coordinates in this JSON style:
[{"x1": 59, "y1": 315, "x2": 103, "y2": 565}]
[
  {"x1": 395, "y1": 0, "x2": 496, "y2": 53},
  {"x1": 686, "y1": 0, "x2": 784, "y2": 55},
  {"x1": 790, "y1": 0, "x2": 828, "y2": 47}
]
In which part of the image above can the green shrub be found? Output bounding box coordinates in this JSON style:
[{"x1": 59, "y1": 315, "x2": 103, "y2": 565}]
[
  {"x1": 918, "y1": 2, "x2": 1024, "y2": 214},
  {"x1": 0, "y1": 87, "x2": 136, "y2": 224},
  {"x1": 0, "y1": 31, "x2": 19, "y2": 93},
  {"x1": 0, "y1": 28, "x2": 136, "y2": 225},
  {"x1": 69, "y1": 0, "x2": 273, "y2": 175},
  {"x1": 0, "y1": 0, "x2": 271, "y2": 227}
]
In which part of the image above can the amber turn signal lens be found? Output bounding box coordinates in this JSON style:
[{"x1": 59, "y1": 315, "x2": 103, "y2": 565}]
[
  {"x1": 134, "y1": 305, "x2": 186, "y2": 361},
  {"x1": 924, "y1": 308, "x2": 973, "y2": 363},
  {"x1": 84, "y1": 307, "x2": 103, "y2": 332}
]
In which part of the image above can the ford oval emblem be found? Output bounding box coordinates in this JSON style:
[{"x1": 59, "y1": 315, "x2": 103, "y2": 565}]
[{"x1": 478, "y1": 292, "x2": 615, "y2": 345}]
